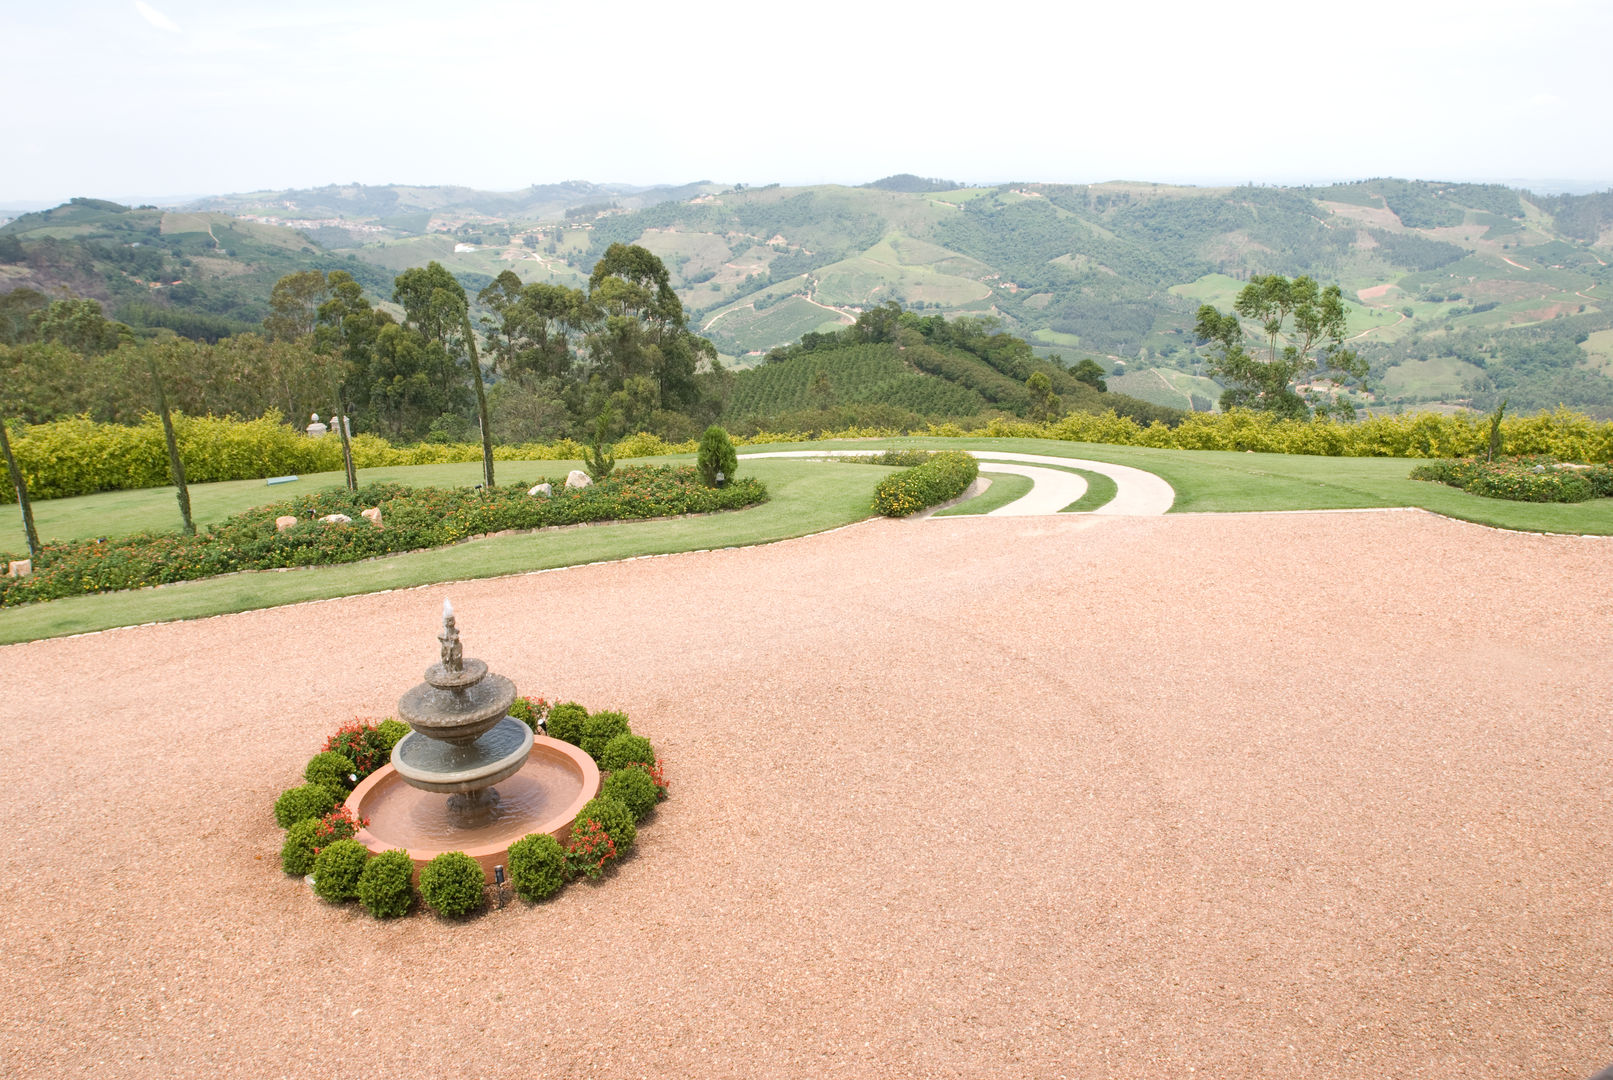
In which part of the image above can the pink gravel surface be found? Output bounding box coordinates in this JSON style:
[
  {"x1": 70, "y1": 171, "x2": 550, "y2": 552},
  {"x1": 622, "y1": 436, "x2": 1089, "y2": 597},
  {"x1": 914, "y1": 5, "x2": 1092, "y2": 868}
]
[{"x1": 1, "y1": 509, "x2": 1610, "y2": 1079}]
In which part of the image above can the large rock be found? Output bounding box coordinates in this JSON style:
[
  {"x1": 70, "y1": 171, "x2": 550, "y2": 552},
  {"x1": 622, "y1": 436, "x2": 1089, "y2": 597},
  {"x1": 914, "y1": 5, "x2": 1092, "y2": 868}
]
[
  {"x1": 565, "y1": 470, "x2": 592, "y2": 490},
  {"x1": 6, "y1": 558, "x2": 31, "y2": 578},
  {"x1": 360, "y1": 507, "x2": 383, "y2": 526},
  {"x1": 528, "y1": 482, "x2": 552, "y2": 497},
  {"x1": 320, "y1": 513, "x2": 353, "y2": 525},
  {"x1": 275, "y1": 515, "x2": 298, "y2": 532}
]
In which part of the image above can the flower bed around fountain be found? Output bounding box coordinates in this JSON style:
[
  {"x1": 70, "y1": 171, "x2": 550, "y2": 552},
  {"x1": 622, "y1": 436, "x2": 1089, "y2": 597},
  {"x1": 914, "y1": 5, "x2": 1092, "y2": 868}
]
[{"x1": 271, "y1": 606, "x2": 667, "y2": 919}]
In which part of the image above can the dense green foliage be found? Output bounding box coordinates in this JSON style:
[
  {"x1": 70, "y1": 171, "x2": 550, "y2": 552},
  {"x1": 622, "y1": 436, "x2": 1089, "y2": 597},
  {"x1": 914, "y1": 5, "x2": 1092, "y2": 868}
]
[
  {"x1": 601, "y1": 767, "x2": 658, "y2": 821},
  {"x1": 303, "y1": 751, "x2": 356, "y2": 794},
  {"x1": 573, "y1": 795, "x2": 636, "y2": 852},
  {"x1": 696, "y1": 426, "x2": 738, "y2": 487},
  {"x1": 355, "y1": 850, "x2": 417, "y2": 918},
  {"x1": 872, "y1": 451, "x2": 979, "y2": 516},
  {"x1": 273, "y1": 783, "x2": 338, "y2": 828},
  {"x1": 507, "y1": 695, "x2": 546, "y2": 733},
  {"x1": 311, "y1": 839, "x2": 370, "y2": 903},
  {"x1": 545, "y1": 702, "x2": 587, "y2": 746},
  {"x1": 1410, "y1": 458, "x2": 1613, "y2": 502},
  {"x1": 418, "y1": 852, "x2": 486, "y2": 917},
  {"x1": 507, "y1": 834, "x2": 568, "y2": 902},
  {"x1": 0, "y1": 467, "x2": 767, "y2": 607},
  {"x1": 280, "y1": 818, "x2": 321, "y2": 876},
  {"x1": 579, "y1": 710, "x2": 631, "y2": 762},
  {"x1": 599, "y1": 733, "x2": 656, "y2": 772}
]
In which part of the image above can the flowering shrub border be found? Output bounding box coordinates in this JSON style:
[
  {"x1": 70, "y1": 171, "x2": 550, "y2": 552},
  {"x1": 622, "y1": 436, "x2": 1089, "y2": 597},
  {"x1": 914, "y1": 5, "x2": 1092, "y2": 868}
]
[
  {"x1": 0, "y1": 465, "x2": 767, "y2": 607},
  {"x1": 1410, "y1": 457, "x2": 1613, "y2": 503},
  {"x1": 273, "y1": 705, "x2": 667, "y2": 920},
  {"x1": 872, "y1": 451, "x2": 979, "y2": 517}
]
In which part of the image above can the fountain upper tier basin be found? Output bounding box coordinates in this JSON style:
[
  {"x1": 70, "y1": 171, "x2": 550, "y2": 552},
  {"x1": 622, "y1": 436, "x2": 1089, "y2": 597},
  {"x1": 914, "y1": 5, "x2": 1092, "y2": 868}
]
[
  {"x1": 349, "y1": 735, "x2": 600, "y2": 882},
  {"x1": 397, "y1": 670, "x2": 515, "y2": 744}
]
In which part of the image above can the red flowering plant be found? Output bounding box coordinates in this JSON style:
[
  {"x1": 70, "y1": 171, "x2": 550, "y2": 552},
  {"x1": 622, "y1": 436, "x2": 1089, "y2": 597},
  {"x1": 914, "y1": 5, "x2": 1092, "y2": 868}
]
[
  {"x1": 565, "y1": 818, "x2": 617, "y2": 881},
  {"x1": 311, "y1": 806, "x2": 370, "y2": 854},
  {"x1": 321, "y1": 718, "x2": 394, "y2": 781},
  {"x1": 507, "y1": 696, "x2": 550, "y2": 734}
]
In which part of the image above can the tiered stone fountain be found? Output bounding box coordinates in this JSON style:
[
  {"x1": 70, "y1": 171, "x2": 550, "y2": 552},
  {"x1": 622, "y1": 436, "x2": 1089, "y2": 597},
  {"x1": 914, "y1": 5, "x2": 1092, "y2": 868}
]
[{"x1": 349, "y1": 601, "x2": 599, "y2": 881}]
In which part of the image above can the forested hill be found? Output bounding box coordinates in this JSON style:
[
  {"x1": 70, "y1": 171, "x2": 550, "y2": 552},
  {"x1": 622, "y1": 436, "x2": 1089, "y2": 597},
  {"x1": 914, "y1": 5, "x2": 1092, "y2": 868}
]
[{"x1": 4, "y1": 178, "x2": 1613, "y2": 416}]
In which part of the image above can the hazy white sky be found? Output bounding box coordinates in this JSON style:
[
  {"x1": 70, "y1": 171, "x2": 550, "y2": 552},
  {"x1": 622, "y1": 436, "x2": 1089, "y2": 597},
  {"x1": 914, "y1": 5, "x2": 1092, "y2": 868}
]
[{"x1": 4, "y1": 0, "x2": 1611, "y2": 204}]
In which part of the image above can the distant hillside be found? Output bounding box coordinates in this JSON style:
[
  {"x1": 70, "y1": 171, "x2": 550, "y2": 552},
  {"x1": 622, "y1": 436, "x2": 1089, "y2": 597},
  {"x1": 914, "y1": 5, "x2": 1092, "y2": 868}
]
[
  {"x1": 721, "y1": 308, "x2": 1181, "y2": 433},
  {"x1": 0, "y1": 198, "x2": 391, "y2": 339},
  {"x1": 5, "y1": 177, "x2": 1613, "y2": 416}
]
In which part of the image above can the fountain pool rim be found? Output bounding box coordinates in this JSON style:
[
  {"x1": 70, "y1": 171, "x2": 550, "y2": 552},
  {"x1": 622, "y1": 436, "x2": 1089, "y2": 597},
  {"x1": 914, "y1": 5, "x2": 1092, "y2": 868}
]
[{"x1": 347, "y1": 734, "x2": 601, "y2": 883}]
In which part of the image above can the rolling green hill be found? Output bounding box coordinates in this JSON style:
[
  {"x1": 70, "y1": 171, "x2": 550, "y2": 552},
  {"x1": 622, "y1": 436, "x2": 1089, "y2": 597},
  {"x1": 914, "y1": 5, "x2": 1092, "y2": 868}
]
[{"x1": 5, "y1": 177, "x2": 1613, "y2": 417}]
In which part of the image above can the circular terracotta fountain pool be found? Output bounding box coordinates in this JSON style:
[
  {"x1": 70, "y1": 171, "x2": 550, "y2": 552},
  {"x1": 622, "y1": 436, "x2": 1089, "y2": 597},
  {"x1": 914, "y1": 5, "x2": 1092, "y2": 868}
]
[{"x1": 348, "y1": 737, "x2": 599, "y2": 882}]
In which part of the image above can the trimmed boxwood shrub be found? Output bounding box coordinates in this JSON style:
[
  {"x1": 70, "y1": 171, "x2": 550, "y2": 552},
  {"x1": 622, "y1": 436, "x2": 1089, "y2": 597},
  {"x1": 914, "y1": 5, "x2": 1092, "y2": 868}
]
[
  {"x1": 356, "y1": 850, "x2": 416, "y2": 918},
  {"x1": 574, "y1": 795, "x2": 636, "y2": 852},
  {"x1": 419, "y1": 851, "x2": 486, "y2": 917},
  {"x1": 280, "y1": 818, "x2": 320, "y2": 875},
  {"x1": 601, "y1": 767, "x2": 658, "y2": 821},
  {"x1": 311, "y1": 839, "x2": 369, "y2": 902},
  {"x1": 579, "y1": 710, "x2": 631, "y2": 762},
  {"x1": 599, "y1": 733, "x2": 655, "y2": 772},
  {"x1": 507, "y1": 834, "x2": 567, "y2": 902},
  {"x1": 872, "y1": 451, "x2": 979, "y2": 516},
  {"x1": 274, "y1": 782, "x2": 338, "y2": 828},
  {"x1": 304, "y1": 751, "x2": 356, "y2": 794},
  {"x1": 545, "y1": 702, "x2": 587, "y2": 746}
]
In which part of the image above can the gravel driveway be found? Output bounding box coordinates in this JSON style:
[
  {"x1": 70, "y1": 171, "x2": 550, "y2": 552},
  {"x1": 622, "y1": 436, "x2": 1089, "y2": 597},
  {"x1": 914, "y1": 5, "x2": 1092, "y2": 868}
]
[{"x1": 0, "y1": 510, "x2": 1608, "y2": 1079}]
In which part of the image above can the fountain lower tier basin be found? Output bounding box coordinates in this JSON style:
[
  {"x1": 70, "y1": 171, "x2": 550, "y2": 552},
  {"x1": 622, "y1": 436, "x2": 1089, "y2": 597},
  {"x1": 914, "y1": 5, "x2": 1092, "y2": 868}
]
[{"x1": 348, "y1": 736, "x2": 600, "y2": 883}]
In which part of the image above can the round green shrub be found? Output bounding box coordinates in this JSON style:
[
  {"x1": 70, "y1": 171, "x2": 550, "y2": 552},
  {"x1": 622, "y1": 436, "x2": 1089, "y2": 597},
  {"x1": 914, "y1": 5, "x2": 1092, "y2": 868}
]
[
  {"x1": 546, "y1": 702, "x2": 587, "y2": 746},
  {"x1": 304, "y1": 750, "x2": 357, "y2": 793},
  {"x1": 419, "y1": 851, "x2": 486, "y2": 917},
  {"x1": 280, "y1": 818, "x2": 320, "y2": 875},
  {"x1": 601, "y1": 767, "x2": 658, "y2": 821},
  {"x1": 311, "y1": 838, "x2": 369, "y2": 902},
  {"x1": 696, "y1": 425, "x2": 738, "y2": 488},
  {"x1": 579, "y1": 710, "x2": 631, "y2": 762},
  {"x1": 574, "y1": 795, "x2": 636, "y2": 852},
  {"x1": 599, "y1": 733, "x2": 655, "y2": 772},
  {"x1": 507, "y1": 833, "x2": 567, "y2": 902},
  {"x1": 356, "y1": 850, "x2": 416, "y2": 918},
  {"x1": 274, "y1": 782, "x2": 338, "y2": 828},
  {"x1": 374, "y1": 718, "x2": 410, "y2": 754}
]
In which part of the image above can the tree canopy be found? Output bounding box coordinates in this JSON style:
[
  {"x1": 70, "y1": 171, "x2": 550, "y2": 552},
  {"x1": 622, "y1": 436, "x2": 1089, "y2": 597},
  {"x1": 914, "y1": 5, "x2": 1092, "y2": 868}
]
[{"x1": 1194, "y1": 275, "x2": 1368, "y2": 419}]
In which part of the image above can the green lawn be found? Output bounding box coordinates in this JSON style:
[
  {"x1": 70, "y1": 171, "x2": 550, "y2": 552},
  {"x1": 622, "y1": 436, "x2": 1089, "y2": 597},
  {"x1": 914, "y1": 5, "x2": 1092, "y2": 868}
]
[
  {"x1": 1061, "y1": 470, "x2": 1118, "y2": 513},
  {"x1": 5, "y1": 436, "x2": 1610, "y2": 643},
  {"x1": 0, "y1": 458, "x2": 894, "y2": 645},
  {"x1": 934, "y1": 473, "x2": 1033, "y2": 516}
]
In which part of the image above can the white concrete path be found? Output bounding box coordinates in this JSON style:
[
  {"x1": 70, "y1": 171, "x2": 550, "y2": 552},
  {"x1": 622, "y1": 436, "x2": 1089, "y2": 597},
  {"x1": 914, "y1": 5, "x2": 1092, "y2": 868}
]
[{"x1": 737, "y1": 449, "x2": 1175, "y2": 517}]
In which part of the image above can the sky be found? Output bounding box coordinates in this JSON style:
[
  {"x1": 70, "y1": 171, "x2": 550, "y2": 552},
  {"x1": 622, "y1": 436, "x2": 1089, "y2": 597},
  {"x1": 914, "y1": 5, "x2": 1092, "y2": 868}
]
[{"x1": 4, "y1": 0, "x2": 1611, "y2": 206}]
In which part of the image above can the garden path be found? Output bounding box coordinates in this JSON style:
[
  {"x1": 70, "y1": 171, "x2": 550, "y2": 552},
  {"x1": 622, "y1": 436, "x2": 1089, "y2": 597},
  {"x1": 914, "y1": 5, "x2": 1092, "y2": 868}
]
[{"x1": 738, "y1": 449, "x2": 1176, "y2": 515}]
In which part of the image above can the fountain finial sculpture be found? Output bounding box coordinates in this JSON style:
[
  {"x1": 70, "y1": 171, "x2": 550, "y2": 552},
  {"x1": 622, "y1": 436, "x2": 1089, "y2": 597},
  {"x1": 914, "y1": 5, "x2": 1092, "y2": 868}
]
[{"x1": 439, "y1": 599, "x2": 463, "y2": 674}]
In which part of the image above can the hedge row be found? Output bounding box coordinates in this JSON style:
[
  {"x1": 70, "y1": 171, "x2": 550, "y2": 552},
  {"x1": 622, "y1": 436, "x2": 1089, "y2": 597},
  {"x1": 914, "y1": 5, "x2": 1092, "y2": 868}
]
[
  {"x1": 0, "y1": 466, "x2": 767, "y2": 606},
  {"x1": 872, "y1": 451, "x2": 979, "y2": 517},
  {"x1": 6, "y1": 407, "x2": 1611, "y2": 505},
  {"x1": 1409, "y1": 457, "x2": 1613, "y2": 503}
]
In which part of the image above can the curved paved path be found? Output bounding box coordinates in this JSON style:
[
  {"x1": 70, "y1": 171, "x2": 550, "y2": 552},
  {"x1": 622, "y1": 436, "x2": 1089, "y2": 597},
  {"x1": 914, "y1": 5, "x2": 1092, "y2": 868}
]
[{"x1": 739, "y1": 449, "x2": 1175, "y2": 515}]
